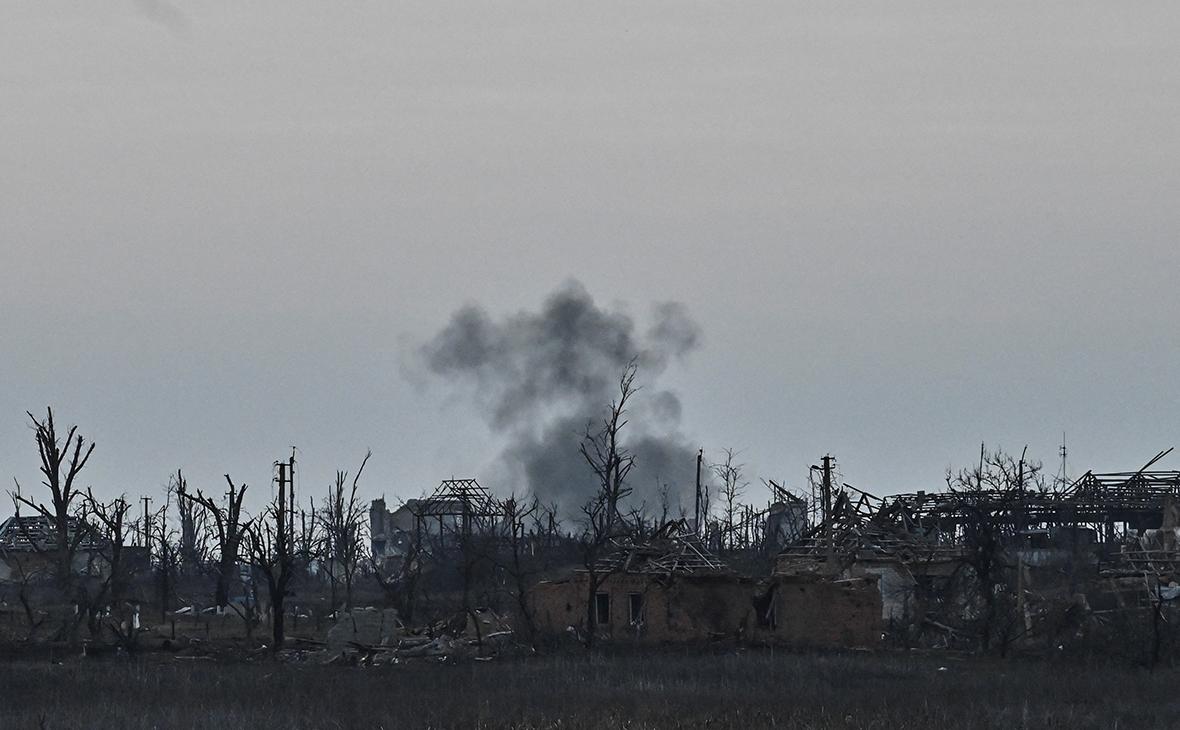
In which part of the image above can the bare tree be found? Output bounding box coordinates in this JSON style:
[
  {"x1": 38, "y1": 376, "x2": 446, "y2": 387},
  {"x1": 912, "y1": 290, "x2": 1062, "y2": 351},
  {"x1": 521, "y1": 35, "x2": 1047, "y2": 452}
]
[
  {"x1": 170, "y1": 470, "x2": 207, "y2": 576},
  {"x1": 712, "y1": 448, "x2": 748, "y2": 551},
  {"x1": 6, "y1": 556, "x2": 47, "y2": 636},
  {"x1": 180, "y1": 475, "x2": 250, "y2": 610},
  {"x1": 245, "y1": 456, "x2": 296, "y2": 649},
  {"x1": 578, "y1": 360, "x2": 638, "y2": 648},
  {"x1": 84, "y1": 491, "x2": 135, "y2": 607},
  {"x1": 945, "y1": 444, "x2": 1044, "y2": 653},
  {"x1": 296, "y1": 498, "x2": 317, "y2": 567},
  {"x1": 7, "y1": 409, "x2": 102, "y2": 643},
  {"x1": 11, "y1": 408, "x2": 95, "y2": 589},
  {"x1": 624, "y1": 503, "x2": 651, "y2": 540},
  {"x1": 500, "y1": 494, "x2": 540, "y2": 644},
  {"x1": 371, "y1": 533, "x2": 422, "y2": 624},
  {"x1": 656, "y1": 481, "x2": 673, "y2": 525},
  {"x1": 317, "y1": 450, "x2": 371, "y2": 612},
  {"x1": 529, "y1": 500, "x2": 563, "y2": 548},
  {"x1": 151, "y1": 498, "x2": 181, "y2": 623},
  {"x1": 85, "y1": 490, "x2": 146, "y2": 644},
  {"x1": 454, "y1": 516, "x2": 499, "y2": 649}
]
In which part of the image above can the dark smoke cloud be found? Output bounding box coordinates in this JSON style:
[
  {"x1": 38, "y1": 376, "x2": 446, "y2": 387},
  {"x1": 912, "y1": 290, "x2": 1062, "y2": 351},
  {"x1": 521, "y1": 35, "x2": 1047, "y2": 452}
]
[{"x1": 420, "y1": 280, "x2": 701, "y2": 520}]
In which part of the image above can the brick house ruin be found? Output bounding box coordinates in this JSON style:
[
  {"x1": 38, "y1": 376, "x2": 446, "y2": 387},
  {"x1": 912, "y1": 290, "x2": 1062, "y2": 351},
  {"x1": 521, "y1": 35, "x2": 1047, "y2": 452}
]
[
  {"x1": 530, "y1": 521, "x2": 881, "y2": 647},
  {"x1": 0, "y1": 514, "x2": 156, "y2": 583},
  {"x1": 774, "y1": 457, "x2": 1180, "y2": 649},
  {"x1": 0, "y1": 515, "x2": 110, "y2": 582}
]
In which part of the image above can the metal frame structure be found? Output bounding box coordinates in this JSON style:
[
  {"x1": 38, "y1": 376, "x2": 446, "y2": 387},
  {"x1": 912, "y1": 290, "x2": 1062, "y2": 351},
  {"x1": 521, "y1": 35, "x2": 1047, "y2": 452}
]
[
  {"x1": 778, "y1": 468, "x2": 1180, "y2": 573},
  {"x1": 877, "y1": 470, "x2": 1180, "y2": 542},
  {"x1": 411, "y1": 478, "x2": 505, "y2": 549}
]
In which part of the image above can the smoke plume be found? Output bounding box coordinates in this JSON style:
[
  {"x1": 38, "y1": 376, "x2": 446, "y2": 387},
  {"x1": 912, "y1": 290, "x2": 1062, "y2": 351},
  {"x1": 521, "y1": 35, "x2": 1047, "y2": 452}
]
[{"x1": 420, "y1": 280, "x2": 702, "y2": 520}]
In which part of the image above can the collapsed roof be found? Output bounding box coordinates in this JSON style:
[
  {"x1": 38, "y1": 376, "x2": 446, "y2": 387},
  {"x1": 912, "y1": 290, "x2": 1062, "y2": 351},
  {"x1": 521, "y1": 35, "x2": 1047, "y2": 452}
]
[
  {"x1": 0, "y1": 515, "x2": 104, "y2": 554},
  {"x1": 777, "y1": 467, "x2": 1180, "y2": 572},
  {"x1": 596, "y1": 519, "x2": 728, "y2": 576}
]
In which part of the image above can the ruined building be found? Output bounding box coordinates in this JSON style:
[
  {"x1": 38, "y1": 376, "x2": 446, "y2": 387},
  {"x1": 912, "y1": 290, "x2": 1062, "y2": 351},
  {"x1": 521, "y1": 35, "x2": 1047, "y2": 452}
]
[
  {"x1": 774, "y1": 456, "x2": 1180, "y2": 647},
  {"x1": 371, "y1": 478, "x2": 508, "y2": 570},
  {"x1": 530, "y1": 520, "x2": 881, "y2": 647}
]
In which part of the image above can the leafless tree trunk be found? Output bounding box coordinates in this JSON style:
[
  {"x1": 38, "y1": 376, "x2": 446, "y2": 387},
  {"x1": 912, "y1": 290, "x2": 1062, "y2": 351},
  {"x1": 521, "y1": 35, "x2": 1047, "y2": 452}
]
[
  {"x1": 180, "y1": 476, "x2": 249, "y2": 610},
  {"x1": 500, "y1": 495, "x2": 539, "y2": 645},
  {"x1": 86, "y1": 490, "x2": 156, "y2": 647},
  {"x1": 578, "y1": 360, "x2": 638, "y2": 649},
  {"x1": 528, "y1": 501, "x2": 563, "y2": 548},
  {"x1": 317, "y1": 451, "x2": 371, "y2": 612},
  {"x1": 84, "y1": 490, "x2": 135, "y2": 628},
  {"x1": 6, "y1": 555, "x2": 47, "y2": 637},
  {"x1": 945, "y1": 444, "x2": 1044, "y2": 653},
  {"x1": 297, "y1": 498, "x2": 317, "y2": 567},
  {"x1": 246, "y1": 456, "x2": 296, "y2": 649},
  {"x1": 151, "y1": 498, "x2": 180, "y2": 623},
  {"x1": 9, "y1": 409, "x2": 98, "y2": 642},
  {"x1": 171, "y1": 470, "x2": 208, "y2": 576},
  {"x1": 454, "y1": 522, "x2": 497, "y2": 649},
  {"x1": 12, "y1": 408, "x2": 95, "y2": 591},
  {"x1": 371, "y1": 539, "x2": 421, "y2": 624},
  {"x1": 712, "y1": 448, "x2": 747, "y2": 551},
  {"x1": 656, "y1": 481, "x2": 676, "y2": 525}
]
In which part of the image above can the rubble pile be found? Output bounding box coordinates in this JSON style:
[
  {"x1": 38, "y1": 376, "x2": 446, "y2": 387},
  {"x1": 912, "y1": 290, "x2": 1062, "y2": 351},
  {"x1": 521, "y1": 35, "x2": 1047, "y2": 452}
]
[{"x1": 284, "y1": 607, "x2": 518, "y2": 665}]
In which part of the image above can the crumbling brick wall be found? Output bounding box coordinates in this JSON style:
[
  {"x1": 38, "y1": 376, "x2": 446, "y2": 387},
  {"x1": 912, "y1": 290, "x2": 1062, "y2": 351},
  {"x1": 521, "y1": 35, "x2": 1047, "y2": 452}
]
[
  {"x1": 530, "y1": 573, "x2": 753, "y2": 642},
  {"x1": 529, "y1": 573, "x2": 881, "y2": 648},
  {"x1": 642, "y1": 576, "x2": 753, "y2": 641},
  {"x1": 530, "y1": 578, "x2": 583, "y2": 636},
  {"x1": 764, "y1": 576, "x2": 882, "y2": 647}
]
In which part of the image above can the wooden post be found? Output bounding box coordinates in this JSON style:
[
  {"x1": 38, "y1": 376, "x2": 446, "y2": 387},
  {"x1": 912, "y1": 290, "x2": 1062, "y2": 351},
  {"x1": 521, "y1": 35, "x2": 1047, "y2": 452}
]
[
  {"x1": 694, "y1": 448, "x2": 703, "y2": 534},
  {"x1": 821, "y1": 455, "x2": 835, "y2": 574},
  {"x1": 141, "y1": 496, "x2": 153, "y2": 554}
]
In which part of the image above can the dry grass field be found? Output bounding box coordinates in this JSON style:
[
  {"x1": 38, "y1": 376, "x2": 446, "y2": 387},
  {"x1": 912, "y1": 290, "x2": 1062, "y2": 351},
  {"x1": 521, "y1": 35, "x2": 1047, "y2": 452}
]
[{"x1": 1, "y1": 649, "x2": 1177, "y2": 729}]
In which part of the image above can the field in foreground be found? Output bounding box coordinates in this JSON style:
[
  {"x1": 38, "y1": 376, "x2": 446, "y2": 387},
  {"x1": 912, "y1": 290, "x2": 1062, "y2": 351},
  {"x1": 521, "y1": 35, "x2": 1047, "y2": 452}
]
[{"x1": 1, "y1": 649, "x2": 1177, "y2": 729}]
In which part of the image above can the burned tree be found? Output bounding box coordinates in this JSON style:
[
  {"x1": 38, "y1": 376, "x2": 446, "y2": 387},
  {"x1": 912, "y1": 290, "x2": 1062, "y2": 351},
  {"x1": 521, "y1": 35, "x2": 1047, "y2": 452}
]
[
  {"x1": 245, "y1": 454, "x2": 297, "y2": 649},
  {"x1": 84, "y1": 490, "x2": 146, "y2": 644},
  {"x1": 11, "y1": 408, "x2": 96, "y2": 589},
  {"x1": 180, "y1": 475, "x2": 250, "y2": 610},
  {"x1": 83, "y1": 490, "x2": 135, "y2": 606},
  {"x1": 150, "y1": 498, "x2": 181, "y2": 623},
  {"x1": 170, "y1": 470, "x2": 207, "y2": 576},
  {"x1": 501, "y1": 494, "x2": 541, "y2": 644},
  {"x1": 371, "y1": 519, "x2": 423, "y2": 624},
  {"x1": 296, "y1": 498, "x2": 317, "y2": 567},
  {"x1": 578, "y1": 360, "x2": 639, "y2": 648},
  {"x1": 712, "y1": 448, "x2": 748, "y2": 551},
  {"x1": 318, "y1": 450, "x2": 371, "y2": 612},
  {"x1": 945, "y1": 444, "x2": 1045, "y2": 653}
]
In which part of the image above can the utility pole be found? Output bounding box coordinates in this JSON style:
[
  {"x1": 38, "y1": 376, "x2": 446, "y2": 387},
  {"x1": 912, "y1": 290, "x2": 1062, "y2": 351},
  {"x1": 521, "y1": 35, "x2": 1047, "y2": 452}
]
[
  {"x1": 288, "y1": 449, "x2": 296, "y2": 544},
  {"x1": 272, "y1": 454, "x2": 294, "y2": 646},
  {"x1": 157, "y1": 505, "x2": 170, "y2": 622},
  {"x1": 1017, "y1": 445, "x2": 1028, "y2": 535},
  {"x1": 275, "y1": 460, "x2": 290, "y2": 562},
  {"x1": 141, "y1": 496, "x2": 153, "y2": 555},
  {"x1": 821, "y1": 455, "x2": 834, "y2": 574},
  {"x1": 300, "y1": 508, "x2": 308, "y2": 563},
  {"x1": 1057, "y1": 432, "x2": 1068, "y2": 491},
  {"x1": 694, "y1": 448, "x2": 703, "y2": 534}
]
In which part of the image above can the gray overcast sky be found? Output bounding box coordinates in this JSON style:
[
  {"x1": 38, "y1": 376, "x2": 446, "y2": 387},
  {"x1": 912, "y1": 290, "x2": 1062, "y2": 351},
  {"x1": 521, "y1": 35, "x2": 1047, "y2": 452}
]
[{"x1": 2, "y1": 2, "x2": 1179, "y2": 511}]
